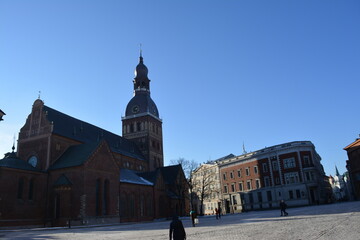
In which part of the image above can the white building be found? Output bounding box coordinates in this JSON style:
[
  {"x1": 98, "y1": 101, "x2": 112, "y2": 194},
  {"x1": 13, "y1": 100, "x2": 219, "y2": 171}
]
[{"x1": 191, "y1": 155, "x2": 234, "y2": 215}]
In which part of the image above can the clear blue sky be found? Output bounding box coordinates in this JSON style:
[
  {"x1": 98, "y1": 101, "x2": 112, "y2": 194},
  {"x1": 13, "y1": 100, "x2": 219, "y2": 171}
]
[{"x1": 1, "y1": 1, "x2": 359, "y2": 176}]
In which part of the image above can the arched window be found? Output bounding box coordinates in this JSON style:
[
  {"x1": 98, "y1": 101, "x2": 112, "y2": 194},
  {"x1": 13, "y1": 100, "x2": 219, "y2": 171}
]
[
  {"x1": 130, "y1": 194, "x2": 135, "y2": 218},
  {"x1": 147, "y1": 194, "x2": 153, "y2": 217},
  {"x1": 55, "y1": 194, "x2": 60, "y2": 219},
  {"x1": 103, "y1": 180, "x2": 110, "y2": 215},
  {"x1": 120, "y1": 194, "x2": 127, "y2": 218},
  {"x1": 17, "y1": 178, "x2": 24, "y2": 200},
  {"x1": 96, "y1": 179, "x2": 101, "y2": 216},
  {"x1": 159, "y1": 196, "x2": 166, "y2": 217},
  {"x1": 140, "y1": 195, "x2": 145, "y2": 217},
  {"x1": 28, "y1": 178, "x2": 34, "y2": 200}
]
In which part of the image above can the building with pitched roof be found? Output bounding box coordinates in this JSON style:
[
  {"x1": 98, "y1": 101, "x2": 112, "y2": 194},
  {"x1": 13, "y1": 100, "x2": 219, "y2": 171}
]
[
  {"x1": 0, "y1": 54, "x2": 188, "y2": 227},
  {"x1": 217, "y1": 141, "x2": 332, "y2": 213},
  {"x1": 344, "y1": 137, "x2": 360, "y2": 200}
]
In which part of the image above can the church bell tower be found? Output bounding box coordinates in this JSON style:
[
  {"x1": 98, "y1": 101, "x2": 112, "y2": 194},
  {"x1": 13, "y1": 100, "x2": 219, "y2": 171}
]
[{"x1": 122, "y1": 52, "x2": 163, "y2": 171}]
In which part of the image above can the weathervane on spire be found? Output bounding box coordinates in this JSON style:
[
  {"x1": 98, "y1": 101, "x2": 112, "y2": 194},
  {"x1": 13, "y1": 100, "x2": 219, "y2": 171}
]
[
  {"x1": 38, "y1": 91, "x2": 41, "y2": 99},
  {"x1": 12, "y1": 134, "x2": 16, "y2": 152},
  {"x1": 242, "y1": 142, "x2": 247, "y2": 154},
  {"x1": 139, "y1": 43, "x2": 143, "y2": 57}
]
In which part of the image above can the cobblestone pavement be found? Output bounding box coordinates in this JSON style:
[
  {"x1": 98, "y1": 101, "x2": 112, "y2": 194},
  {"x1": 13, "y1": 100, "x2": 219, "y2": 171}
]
[{"x1": 1, "y1": 201, "x2": 360, "y2": 240}]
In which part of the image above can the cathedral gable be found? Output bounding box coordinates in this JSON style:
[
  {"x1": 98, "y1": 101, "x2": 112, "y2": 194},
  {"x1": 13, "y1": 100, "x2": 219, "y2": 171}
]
[{"x1": 84, "y1": 140, "x2": 119, "y2": 173}]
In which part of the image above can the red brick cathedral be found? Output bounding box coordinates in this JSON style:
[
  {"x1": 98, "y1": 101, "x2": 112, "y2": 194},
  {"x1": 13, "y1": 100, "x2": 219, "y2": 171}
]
[{"x1": 0, "y1": 54, "x2": 189, "y2": 227}]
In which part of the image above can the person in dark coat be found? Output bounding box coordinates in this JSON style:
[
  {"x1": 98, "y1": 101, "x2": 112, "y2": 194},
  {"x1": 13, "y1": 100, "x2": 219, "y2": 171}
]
[
  {"x1": 190, "y1": 210, "x2": 197, "y2": 227},
  {"x1": 280, "y1": 200, "x2": 288, "y2": 216},
  {"x1": 169, "y1": 215, "x2": 186, "y2": 240}
]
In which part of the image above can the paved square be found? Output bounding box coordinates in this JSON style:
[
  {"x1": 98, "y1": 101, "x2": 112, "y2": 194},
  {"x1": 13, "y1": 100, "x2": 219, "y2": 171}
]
[{"x1": 1, "y1": 201, "x2": 360, "y2": 240}]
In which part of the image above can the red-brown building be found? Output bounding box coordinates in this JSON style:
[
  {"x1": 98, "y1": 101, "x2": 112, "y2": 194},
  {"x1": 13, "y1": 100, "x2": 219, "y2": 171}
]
[
  {"x1": 344, "y1": 138, "x2": 360, "y2": 200},
  {"x1": 0, "y1": 54, "x2": 188, "y2": 227},
  {"x1": 218, "y1": 141, "x2": 332, "y2": 213}
]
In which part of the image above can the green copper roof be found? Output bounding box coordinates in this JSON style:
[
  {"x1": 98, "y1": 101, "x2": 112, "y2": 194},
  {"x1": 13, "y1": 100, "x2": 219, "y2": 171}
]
[{"x1": 49, "y1": 141, "x2": 100, "y2": 170}]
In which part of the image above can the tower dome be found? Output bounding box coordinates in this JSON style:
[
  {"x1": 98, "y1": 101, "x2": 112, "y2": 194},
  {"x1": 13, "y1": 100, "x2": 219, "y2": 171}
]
[
  {"x1": 134, "y1": 55, "x2": 148, "y2": 78},
  {"x1": 122, "y1": 52, "x2": 164, "y2": 171},
  {"x1": 125, "y1": 53, "x2": 159, "y2": 118},
  {"x1": 133, "y1": 52, "x2": 150, "y2": 92}
]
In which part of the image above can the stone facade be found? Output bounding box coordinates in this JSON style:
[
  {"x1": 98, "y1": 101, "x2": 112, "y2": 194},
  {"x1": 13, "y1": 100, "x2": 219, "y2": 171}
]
[
  {"x1": 191, "y1": 163, "x2": 222, "y2": 215},
  {"x1": 218, "y1": 141, "x2": 332, "y2": 213}
]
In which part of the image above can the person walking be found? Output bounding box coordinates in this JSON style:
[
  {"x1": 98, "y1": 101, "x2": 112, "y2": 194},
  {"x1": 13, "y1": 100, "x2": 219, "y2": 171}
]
[
  {"x1": 190, "y1": 210, "x2": 197, "y2": 227},
  {"x1": 169, "y1": 215, "x2": 186, "y2": 240},
  {"x1": 215, "y1": 208, "x2": 219, "y2": 220},
  {"x1": 218, "y1": 206, "x2": 222, "y2": 219},
  {"x1": 280, "y1": 200, "x2": 288, "y2": 216}
]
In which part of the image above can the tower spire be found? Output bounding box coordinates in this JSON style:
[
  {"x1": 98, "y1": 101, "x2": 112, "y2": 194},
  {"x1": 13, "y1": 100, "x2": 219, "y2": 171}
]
[
  {"x1": 139, "y1": 43, "x2": 143, "y2": 63},
  {"x1": 12, "y1": 134, "x2": 16, "y2": 152}
]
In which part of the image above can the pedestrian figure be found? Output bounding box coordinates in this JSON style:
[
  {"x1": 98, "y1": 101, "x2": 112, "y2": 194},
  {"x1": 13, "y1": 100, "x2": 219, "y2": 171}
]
[
  {"x1": 169, "y1": 215, "x2": 186, "y2": 240},
  {"x1": 215, "y1": 208, "x2": 219, "y2": 220},
  {"x1": 218, "y1": 206, "x2": 222, "y2": 219},
  {"x1": 280, "y1": 200, "x2": 288, "y2": 216},
  {"x1": 190, "y1": 210, "x2": 197, "y2": 227}
]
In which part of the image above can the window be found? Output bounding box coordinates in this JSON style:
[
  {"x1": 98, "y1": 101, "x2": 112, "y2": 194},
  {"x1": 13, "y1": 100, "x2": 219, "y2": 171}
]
[
  {"x1": 224, "y1": 185, "x2": 228, "y2": 193},
  {"x1": 103, "y1": 180, "x2": 110, "y2": 215},
  {"x1": 257, "y1": 192, "x2": 263, "y2": 203},
  {"x1": 231, "y1": 184, "x2": 235, "y2": 192},
  {"x1": 267, "y1": 191, "x2": 272, "y2": 201},
  {"x1": 223, "y1": 173, "x2": 227, "y2": 180},
  {"x1": 246, "y1": 168, "x2": 250, "y2": 176},
  {"x1": 147, "y1": 195, "x2": 153, "y2": 216},
  {"x1": 130, "y1": 123, "x2": 134, "y2": 133},
  {"x1": 284, "y1": 172, "x2": 300, "y2": 184},
  {"x1": 275, "y1": 177, "x2": 280, "y2": 184},
  {"x1": 272, "y1": 161, "x2": 278, "y2": 171},
  {"x1": 239, "y1": 182, "x2": 244, "y2": 191},
  {"x1": 264, "y1": 176, "x2": 270, "y2": 187},
  {"x1": 310, "y1": 172, "x2": 315, "y2": 181},
  {"x1": 96, "y1": 179, "x2": 101, "y2": 216},
  {"x1": 246, "y1": 180, "x2": 252, "y2": 190},
  {"x1": 254, "y1": 166, "x2": 258, "y2": 174},
  {"x1": 232, "y1": 195, "x2": 237, "y2": 204},
  {"x1": 237, "y1": 169, "x2": 242, "y2": 177},
  {"x1": 17, "y1": 178, "x2": 24, "y2": 200},
  {"x1": 28, "y1": 179, "x2": 34, "y2": 200},
  {"x1": 255, "y1": 179, "x2": 261, "y2": 189},
  {"x1": 283, "y1": 157, "x2": 296, "y2": 169},
  {"x1": 137, "y1": 122, "x2": 141, "y2": 131},
  {"x1": 296, "y1": 189, "x2": 301, "y2": 198},
  {"x1": 289, "y1": 190, "x2": 294, "y2": 199},
  {"x1": 304, "y1": 155, "x2": 310, "y2": 165},
  {"x1": 130, "y1": 194, "x2": 135, "y2": 217},
  {"x1": 230, "y1": 171, "x2": 234, "y2": 179},
  {"x1": 262, "y1": 163, "x2": 268, "y2": 173}
]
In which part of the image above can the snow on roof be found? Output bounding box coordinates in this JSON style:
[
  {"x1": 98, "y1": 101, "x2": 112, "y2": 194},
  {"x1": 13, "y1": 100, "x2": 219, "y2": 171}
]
[{"x1": 120, "y1": 168, "x2": 153, "y2": 186}]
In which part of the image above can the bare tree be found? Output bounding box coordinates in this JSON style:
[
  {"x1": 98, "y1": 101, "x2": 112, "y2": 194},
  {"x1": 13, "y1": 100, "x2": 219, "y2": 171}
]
[
  {"x1": 170, "y1": 158, "x2": 199, "y2": 212},
  {"x1": 192, "y1": 166, "x2": 219, "y2": 215},
  {"x1": 170, "y1": 158, "x2": 198, "y2": 179}
]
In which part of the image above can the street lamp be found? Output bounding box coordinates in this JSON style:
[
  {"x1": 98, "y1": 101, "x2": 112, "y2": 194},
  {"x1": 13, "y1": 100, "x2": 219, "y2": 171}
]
[{"x1": 0, "y1": 110, "x2": 5, "y2": 121}]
